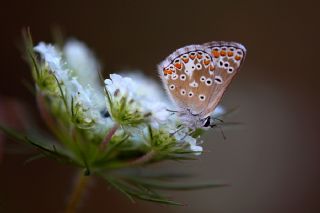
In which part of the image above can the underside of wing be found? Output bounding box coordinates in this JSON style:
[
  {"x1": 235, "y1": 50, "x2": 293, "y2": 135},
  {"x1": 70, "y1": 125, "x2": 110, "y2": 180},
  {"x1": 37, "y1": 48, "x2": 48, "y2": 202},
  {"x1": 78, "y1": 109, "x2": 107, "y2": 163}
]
[
  {"x1": 158, "y1": 41, "x2": 246, "y2": 117},
  {"x1": 201, "y1": 41, "x2": 246, "y2": 117}
]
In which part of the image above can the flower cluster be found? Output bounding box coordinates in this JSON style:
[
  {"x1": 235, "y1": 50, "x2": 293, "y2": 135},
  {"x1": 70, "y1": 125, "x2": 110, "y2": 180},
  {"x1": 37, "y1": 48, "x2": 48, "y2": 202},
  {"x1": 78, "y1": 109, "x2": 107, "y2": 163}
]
[{"x1": 0, "y1": 31, "x2": 229, "y2": 206}]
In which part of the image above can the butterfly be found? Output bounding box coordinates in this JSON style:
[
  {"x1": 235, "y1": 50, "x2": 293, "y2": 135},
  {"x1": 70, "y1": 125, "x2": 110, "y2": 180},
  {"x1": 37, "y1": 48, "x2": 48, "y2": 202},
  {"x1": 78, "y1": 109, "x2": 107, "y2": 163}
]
[{"x1": 158, "y1": 41, "x2": 246, "y2": 129}]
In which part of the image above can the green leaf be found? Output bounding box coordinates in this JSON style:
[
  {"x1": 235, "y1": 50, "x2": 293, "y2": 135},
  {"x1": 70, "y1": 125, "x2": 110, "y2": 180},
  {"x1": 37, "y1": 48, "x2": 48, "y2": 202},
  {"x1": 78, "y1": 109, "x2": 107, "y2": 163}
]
[
  {"x1": 101, "y1": 175, "x2": 182, "y2": 205},
  {"x1": 166, "y1": 155, "x2": 198, "y2": 161},
  {"x1": 92, "y1": 134, "x2": 130, "y2": 167},
  {"x1": 0, "y1": 124, "x2": 80, "y2": 167},
  {"x1": 23, "y1": 153, "x2": 46, "y2": 165},
  {"x1": 126, "y1": 177, "x2": 229, "y2": 190},
  {"x1": 105, "y1": 176, "x2": 135, "y2": 202},
  {"x1": 0, "y1": 123, "x2": 26, "y2": 142},
  {"x1": 22, "y1": 28, "x2": 41, "y2": 80},
  {"x1": 104, "y1": 134, "x2": 130, "y2": 156},
  {"x1": 24, "y1": 137, "x2": 76, "y2": 165},
  {"x1": 52, "y1": 74, "x2": 69, "y2": 114},
  {"x1": 109, "y1": 168, "x2": 194, "y2": 181}
]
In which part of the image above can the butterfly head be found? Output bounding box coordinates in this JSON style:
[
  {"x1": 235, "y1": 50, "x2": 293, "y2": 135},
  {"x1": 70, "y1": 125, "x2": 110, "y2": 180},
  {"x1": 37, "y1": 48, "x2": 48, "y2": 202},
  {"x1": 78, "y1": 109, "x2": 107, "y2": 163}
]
[{"x1": 175, "y1": 108, "x2": 213, "y2": 129}]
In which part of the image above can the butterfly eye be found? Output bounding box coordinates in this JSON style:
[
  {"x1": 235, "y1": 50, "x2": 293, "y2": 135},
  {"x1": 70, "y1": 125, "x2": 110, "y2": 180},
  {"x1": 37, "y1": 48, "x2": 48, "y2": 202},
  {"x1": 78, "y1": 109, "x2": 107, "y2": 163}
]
[
  {"x1": 224, "y1": 62, "x2": 229, "y2": 67},
  {"x1": 200, "y1": 76, "x2": 206, "y2": 82},
  {"x1": 188, "y1": 91, "x2": 194, "y2": 97},
  {"x1": 203, "y1": 116, "x2": 211, "y2": 127},
  {"x1": 196, "y1": 64, "x2": 202, "y2": 70},
  {"x1": 180, "y1": 89, "x2": 186, "y2": 95},
  {"x1": 199, "y1": 95, "x2": 206, "y2": 101},
  {"x1": 180, "y1": 74, "x2": 186, "y2": 81},
  {"x1": 214, "y1": 76, "x2": 223, "y2": 84},
  {"x1": 219, "y1": 60, "x2": 224, "y2": 67},
  {"x1": 169, "y1": 84, "x2": 175, "y2": 90}
]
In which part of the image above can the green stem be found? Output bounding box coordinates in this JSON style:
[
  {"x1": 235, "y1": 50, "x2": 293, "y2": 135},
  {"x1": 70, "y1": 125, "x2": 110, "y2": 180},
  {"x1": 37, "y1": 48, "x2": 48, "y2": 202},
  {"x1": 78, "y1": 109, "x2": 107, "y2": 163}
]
[
  {"x1": 36, "y1": 94, "x2": 61, "y2": 139},
  {"x1": 65, "y1": 171, "x2": 91, "y2": 213},
  {"x1": 100, "y1": 123, "x2": 120, "y2": 149},
  {"x1": 37, "y1": 94, "x2": 58, "y2": 135},
  {"x1": 127, "y1": 150, "x2": 156, "y2": 166}
]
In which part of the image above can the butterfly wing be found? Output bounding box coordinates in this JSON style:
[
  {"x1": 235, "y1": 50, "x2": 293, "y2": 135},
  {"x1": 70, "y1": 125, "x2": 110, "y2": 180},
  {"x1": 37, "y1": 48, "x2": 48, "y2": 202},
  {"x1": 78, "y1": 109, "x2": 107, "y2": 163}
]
[
  {"x1": 158, "y1": 41, "x2": 246, "y2": 118},
  {"x1": 201, "y1": 41, "x2": 246, "y2": 117}
]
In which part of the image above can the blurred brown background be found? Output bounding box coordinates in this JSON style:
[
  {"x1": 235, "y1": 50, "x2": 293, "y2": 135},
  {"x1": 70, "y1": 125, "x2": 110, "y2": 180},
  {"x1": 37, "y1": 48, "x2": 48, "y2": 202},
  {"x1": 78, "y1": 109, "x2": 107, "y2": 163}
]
[{"x1": 1, "y1": 0, "x2": 320, "y2": 212}]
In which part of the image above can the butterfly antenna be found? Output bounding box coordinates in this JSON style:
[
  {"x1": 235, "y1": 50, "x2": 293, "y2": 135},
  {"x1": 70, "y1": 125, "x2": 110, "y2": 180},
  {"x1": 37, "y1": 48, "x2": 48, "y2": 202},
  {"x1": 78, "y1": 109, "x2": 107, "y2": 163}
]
[
  {"x1": 217, "y1": 125, "x2": 227, "y2": 140},
  {"x1": 210, "y1": 123, "x2": 226, "y2": 140},
  {"x1": 166, "y1": 109, "x2": 179, "y2": 113},
  {"x1": 214, "y1": 117, "x2": 224, "y2": 123}
]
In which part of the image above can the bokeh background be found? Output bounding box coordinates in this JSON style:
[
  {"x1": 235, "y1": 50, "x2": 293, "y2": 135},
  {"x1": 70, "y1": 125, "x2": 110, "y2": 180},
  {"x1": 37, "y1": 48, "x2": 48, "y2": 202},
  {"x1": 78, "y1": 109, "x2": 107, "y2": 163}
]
[{"x1": 1, "y1": 0, "x2": 319, "y2": 212}]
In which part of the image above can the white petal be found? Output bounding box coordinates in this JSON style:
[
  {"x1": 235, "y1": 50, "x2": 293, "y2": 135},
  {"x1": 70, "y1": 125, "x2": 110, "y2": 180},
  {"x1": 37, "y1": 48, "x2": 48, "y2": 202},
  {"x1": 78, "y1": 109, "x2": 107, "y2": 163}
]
[{"x1": 34, "y1": 42, "x2": 70, "y2": 82}]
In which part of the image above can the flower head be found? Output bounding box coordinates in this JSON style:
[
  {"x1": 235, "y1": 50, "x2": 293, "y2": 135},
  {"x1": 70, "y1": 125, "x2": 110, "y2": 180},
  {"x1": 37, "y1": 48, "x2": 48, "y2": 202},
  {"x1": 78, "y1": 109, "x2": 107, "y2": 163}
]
[
  {"x1": 104, "y1": 74, "x2": 170, "y2": 127},
  {"x1": 0, "y1": 31, "x2": 235, "y2": 207},
  {"x1": 34, "y1": 41, "x2": 111, "y2": 137}
]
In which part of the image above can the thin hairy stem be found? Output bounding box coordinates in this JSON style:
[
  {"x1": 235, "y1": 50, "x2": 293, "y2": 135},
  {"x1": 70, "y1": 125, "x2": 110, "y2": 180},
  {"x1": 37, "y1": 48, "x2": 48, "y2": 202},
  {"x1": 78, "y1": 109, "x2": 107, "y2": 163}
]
[
  {"x1": 100, "y1": 123, "x2": 120, "y2": 149},
  {"x1": 36, "y1": 94, "x2": 61, "y2": 138},
  {"x1": 127, "y1": 150, "x2": 156, "y2": 166},
  {"x1": 65, "y1": 171, "x2": 91, "y2": 213}
]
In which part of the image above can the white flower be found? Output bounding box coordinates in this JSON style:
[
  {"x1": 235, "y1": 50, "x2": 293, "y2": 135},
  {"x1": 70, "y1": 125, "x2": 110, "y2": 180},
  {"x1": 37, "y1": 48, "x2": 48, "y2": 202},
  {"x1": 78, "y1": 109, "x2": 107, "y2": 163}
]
[
  {"x1": 104, "y1": 74, "x2": 170, "y2": 126},
  {"x1": 63, "y1": 39, "x2": 101, "y2": 90},
  {"x1": 64, "y1": 39, "x2": 106, "y2": 110},
  {"x1": 34, "y1": 42, "x2": 70, "y2": 82},
  {"x1": 169, "y1": 124, "x2": 203, "y2": 154},
  {"x1": 124, "y1": 72, "x2": 171, "y2": 125},
  {"x1": 34, "y1": 41, "x2": 111, "y2": 133},
  {"x1": 184, "y1": 136, "x2": 203, "y2": 153},
  {"x1": 104, "y1": 74, "x2": 135, "y2": 98}
]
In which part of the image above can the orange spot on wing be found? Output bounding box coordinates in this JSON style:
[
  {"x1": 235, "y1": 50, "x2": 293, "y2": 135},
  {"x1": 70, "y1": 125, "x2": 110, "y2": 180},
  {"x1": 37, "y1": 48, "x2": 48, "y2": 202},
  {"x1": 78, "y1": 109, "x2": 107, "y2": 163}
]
[
  {"x1": 220, "y1": 50, "x2": 226, "y2": 56},
  {"x1": 182, "y1": 58, "x2": 189, "y2": 63},
  {"x1": 212, "y1": 50, "x2": 220, "y2": 58},
  {"x1": 235, "y1": 55, "x2": 242, "y2": 61},
  {"x1": 174, "y1": 63, "x2": 182, "y2": 69},
  {"x1": 203, "y1": 60, "x2": 210, "y2": 66},
  {"x1": 197, "y1": 54, "x2": 203, "y2": 59},
  {"x1": 189, "y1": 54, "x2": 196, "y2": 60},
  {"x1": 227, "y1": 51, "x2": 234, "y2": 57},
  {"x1": 164, "y1": 69, "x2": 173, "y2": 75},
  {"x1": 209, "y1": 65, "x2": 215, "y2": 71}
]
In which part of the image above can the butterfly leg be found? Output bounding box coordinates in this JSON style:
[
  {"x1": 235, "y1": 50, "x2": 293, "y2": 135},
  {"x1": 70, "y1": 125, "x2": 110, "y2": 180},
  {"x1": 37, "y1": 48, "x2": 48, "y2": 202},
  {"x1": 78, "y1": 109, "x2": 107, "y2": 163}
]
[
  {"x1": 166, "y1": 109, "x2": 179, "y2": 113},
  {"x1": 169, "y1": 125, "x2": 186, "y2": 137}
]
